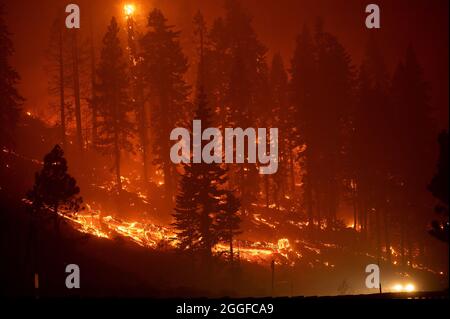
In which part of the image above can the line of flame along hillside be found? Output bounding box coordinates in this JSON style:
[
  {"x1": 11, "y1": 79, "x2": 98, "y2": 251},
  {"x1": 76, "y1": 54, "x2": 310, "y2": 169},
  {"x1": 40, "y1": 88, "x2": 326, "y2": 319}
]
[
  {"x1": 20, "y1": 191, "x2": 447, "y2": 296},
  {"x1": 49, "y1": 202, "x2": 442, "y2": 276},
  {"x1": 62, "y1": 208, "x2": 300, "y2": 265},
  {"x1": 16, "y1": 160, "x2": 443, "y2": 277},
  {"x1": 6, "y1": 132, "x2": 446, "y2": 295},
  {"x1": 8, "y1": 146, "x2": 328, "y2": 267},
  {"x1": 92, "y1": 175, "x2": 441, "y2": 272}
]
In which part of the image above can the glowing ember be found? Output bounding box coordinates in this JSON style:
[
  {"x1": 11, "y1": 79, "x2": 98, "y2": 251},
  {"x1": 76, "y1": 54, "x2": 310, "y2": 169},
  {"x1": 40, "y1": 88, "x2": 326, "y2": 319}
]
[
  {"x1": 252, "y1": 213, "x2": 277, "y2": 229},
  {"x1": 277, "y1": 238, "x2": 290, "y2": 249}
]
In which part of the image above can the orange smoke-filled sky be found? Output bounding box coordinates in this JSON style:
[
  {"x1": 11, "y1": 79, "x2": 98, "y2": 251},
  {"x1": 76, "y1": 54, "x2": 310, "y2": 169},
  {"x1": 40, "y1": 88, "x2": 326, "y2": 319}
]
[{"x1": 3, "y1": 0, "x2": 449, "y2": 128}]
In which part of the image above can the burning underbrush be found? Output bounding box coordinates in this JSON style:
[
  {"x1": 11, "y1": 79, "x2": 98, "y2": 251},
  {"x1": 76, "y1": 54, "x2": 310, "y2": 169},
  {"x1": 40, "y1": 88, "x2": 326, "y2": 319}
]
[
  {"x1": 23, "y1": 185, "x2": 445, "y2": 277},
  {"x1": 52, "y1": 203, "x2": 369, "y2": 272},
  {"x1": 18, "y1": 196, "x2": 448, "y2": 296},
  {"x1": 60, "y1": 208, "x2": 304, "y2": 266}
]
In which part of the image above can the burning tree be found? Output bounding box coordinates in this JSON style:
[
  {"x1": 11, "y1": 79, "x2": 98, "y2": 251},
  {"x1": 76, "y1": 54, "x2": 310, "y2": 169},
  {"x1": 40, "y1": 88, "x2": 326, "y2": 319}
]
[
  {"x1": 124, "y1": 4, "x2": 149, "y2": 190},
  {"x1": 94, "y1": 17, "x2": 134, "y2": 193},
  {"x1": 27, "y1": 145, "x2": 83, "y2": 233},
  {"x1": 140, "y1": 9, "x2": 190, "y2": 205}
]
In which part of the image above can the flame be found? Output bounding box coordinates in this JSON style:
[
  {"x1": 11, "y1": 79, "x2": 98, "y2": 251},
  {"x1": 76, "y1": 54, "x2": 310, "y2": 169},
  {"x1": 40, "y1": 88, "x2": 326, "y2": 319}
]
[
  {"x1": 123, "y1": 4, "x2": 135, "y2": 17},
  {"x1": 277, "y1": 238, "x2": 290, "y2": 249},
  {"x1": 48, "y1": 201, "x2": 433, "y2": 271},
  {"x1": 59, "y1": 206, "x2": 304, "y2": 266},
  {"x1": 19, "y1": 195, "x2": 444, "y2": 276},
  {"x1": 253, "y1": 213, "x2": 277, "y2": 229},
  {"x1": 61, "y1": 209, "x2": 177, "y2": 249}
]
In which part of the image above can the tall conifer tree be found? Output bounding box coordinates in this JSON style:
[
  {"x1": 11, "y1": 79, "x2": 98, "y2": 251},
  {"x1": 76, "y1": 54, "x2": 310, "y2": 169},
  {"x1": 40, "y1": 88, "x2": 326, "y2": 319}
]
[
  {"x1": 95, "y1": 17, "x2": 134, "y2": 193},
  {"x1": 0, "y1": 5, "x2": 23, "y2": 149},
  {"x1": 141, "y1": 9, "x2": 190, "y2": 205}
]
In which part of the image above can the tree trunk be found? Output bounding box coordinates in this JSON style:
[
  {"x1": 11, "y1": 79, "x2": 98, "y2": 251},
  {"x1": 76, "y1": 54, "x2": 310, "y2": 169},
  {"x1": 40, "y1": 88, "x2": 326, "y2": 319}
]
[
  {"x1": 305, "y1": 165, "x2": 314, "y2": 229},
  {"x1": 136, "y1": 82, "x2": 148, "y2": 190},
  {"x1": 114, "y1": 130, "x2": 122, "y2": 193},
  {"x1": 375, "y1": 207, "x2": 381, "y2": 261},
  {"x1": 139, "y1": 104, "x2": 149, "y2": 188},
  {"x1": 362, "y1": 203, "x2": 368, "y2": 238},
  {"x1": 407, "y1": 228, "x2": 413, "y2": 268},
  {"x1": 229, "y1": 232, "x2": 234, "y2": 263},
  {"x1": 400, "y1": 216, "x2": 406, "y2": 268},
  {"x1": 358, "y1": 197, "x2": 364, "y2": 234},
  {"x1": 316, "y1": 190, "x2": 321, "y2": 229},
  {"x1": 161, "y1": 92, "x2": 173, "y2": 206},
  {"x1": 53, "y1": 204, "x2": 61, "y2": 240},
  {"x1": 289, "y1": 147, "x2": 295, "y2": 193},
  {"x1": 71, "y1": 31, "x2": 83, "y2": 153},
  {"x1": 383, "y1": 206, "x2": 391, "y2": 263},
  {"x1": 113, "y1": 94, "x2": 122, "y2": 193},
  {"x1": 58, "y1": 27, "x2": 66, "y2": 150},
  {"x1": 126, "y1": 16, "x2": 149, "y2": 190},
  {"x1": 163, "y1": 161, "x2": 172, "y2": 202},
  {"x1": 89, "y1": 19, "x2": 97, "y2": 148}
]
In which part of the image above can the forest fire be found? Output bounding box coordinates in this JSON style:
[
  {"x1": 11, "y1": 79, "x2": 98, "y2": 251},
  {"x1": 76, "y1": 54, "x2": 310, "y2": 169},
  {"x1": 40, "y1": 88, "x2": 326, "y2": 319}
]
[
  {"x1": 64, "y1": 211, "x2": 174, "y2": 248},
  {"x1": 123, "y1": 4, "x2": 136, "y2": 17},
  {"x1": 62, "y1": 207, "x2": 301, "y2": 265},
  {"x1": 0, "y1": 0, "x2": 448, "y2": 304}
]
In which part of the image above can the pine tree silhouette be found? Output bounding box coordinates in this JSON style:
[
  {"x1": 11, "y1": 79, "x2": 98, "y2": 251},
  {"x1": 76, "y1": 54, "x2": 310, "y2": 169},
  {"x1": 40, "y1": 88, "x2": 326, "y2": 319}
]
[
  {"x1": 224, "y1": 0, "x2": 267, "y2": 215},
  {"x1": 203, "y1": 17, "x2": 229, "y2": 120},
  {"x1": 193, "y1": 2, "x2": 272, "y2": 216},
  {"x1": 141, "y1": 9, "x2": 190, "y2": 206},
  {"x1": 0, "y1": 5, "x2": 23, "y2": 149},
  {"x1": 46, "y1": 13, "x2": 71, "y2": 151},
  {"x1": 313, "y1": 22, "x2": 353, "y2": 227},
  {"x1": 95, "y1": 17, "x2": 134, "y2": 193},
  {"x1": 172, "y1": 88, "x2": 241, "y2": 258},
  {"x1": 27, "y1": 145, "x2": 83, "y2": 232},
  {"x1": 291, "y1": 22, "x2": 353, "y2": 228},
  {"x1": 351, "y1": 36, "x2": 391, "y2": 258},
  {"x1": 291, "y1": 25, "x2": 317, "y2": 229},
  {"x1": 172, "y1": 164, "x2": 201, "y2": 252},
  {"x1": 390, "y1": 46, "x2": 435, "y2": 265}
]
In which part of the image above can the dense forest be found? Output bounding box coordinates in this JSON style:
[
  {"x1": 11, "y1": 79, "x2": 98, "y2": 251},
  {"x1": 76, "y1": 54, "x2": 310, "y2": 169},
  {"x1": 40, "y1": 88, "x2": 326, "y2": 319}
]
[{"x1": 0, "y1": 0, "x2": 448, "y2": 297}]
